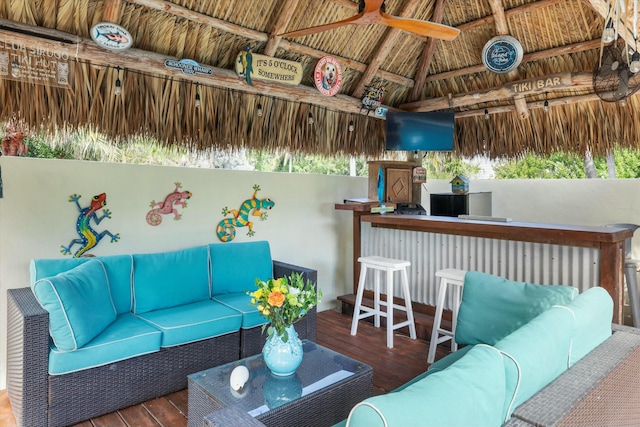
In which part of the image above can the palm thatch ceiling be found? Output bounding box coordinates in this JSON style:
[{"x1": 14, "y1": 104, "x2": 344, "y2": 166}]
[{"x1": 0, "y1": 0, "x2": 638, "y2": 158}]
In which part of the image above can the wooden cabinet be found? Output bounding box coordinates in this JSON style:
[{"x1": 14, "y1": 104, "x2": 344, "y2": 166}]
[{"x1": 367, "y1": 160, "x2": 420, "y2": 204}]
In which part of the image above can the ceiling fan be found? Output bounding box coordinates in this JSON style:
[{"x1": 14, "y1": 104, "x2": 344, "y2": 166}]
[{"x1": 277, "y1": 0, "x2": 460, "y2": 41}]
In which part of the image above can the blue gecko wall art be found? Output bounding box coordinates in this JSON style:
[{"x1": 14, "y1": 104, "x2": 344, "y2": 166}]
[
  {"x1": 61, "y1": 193, "x2": 120, "y2": 257},
  {"x1": 146, "y1": 182, "x2": 192, "y2": 226},
  {"x1": 216, "y1": 185, "x2": 274, "y2": 242}
]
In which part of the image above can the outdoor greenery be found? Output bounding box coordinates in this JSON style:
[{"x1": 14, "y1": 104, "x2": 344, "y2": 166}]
[
  {"x1": 5, "y1": 123, "x2": 640, "y2": 179},
  {"x1": 494, "y1": 148, "x2": 640, "y2": 179}
]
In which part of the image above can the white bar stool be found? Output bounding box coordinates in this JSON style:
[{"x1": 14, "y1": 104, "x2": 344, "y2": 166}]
[
  {"x1": 350, "y1": 256, "x2": 417, "y2": 348},
  {"x1": 427, "y1": 268, "x2": 466, "y2": 364}
]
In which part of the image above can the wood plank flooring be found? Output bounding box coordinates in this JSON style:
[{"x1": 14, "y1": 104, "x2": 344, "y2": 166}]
[{"x1": 1, "y1": 309, "x2": 448, "y2": 427}]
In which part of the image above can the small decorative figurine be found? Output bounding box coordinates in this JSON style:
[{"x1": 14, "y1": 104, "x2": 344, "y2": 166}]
[{"x1": 450, "y1": 174, "x2": 470, "y2": 194}]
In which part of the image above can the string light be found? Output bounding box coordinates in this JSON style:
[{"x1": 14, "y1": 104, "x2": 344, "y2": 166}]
[
  {"x1": 308, "y1": 111, "x2": 314, "y2": 125},
  {"x1": 348, "y1": 120, "x2": 354, "y2": 132},
  {"x1": 257, "y1": 103, "x2": 263, "y2": 116},
  {"x1": 114, "y1": 67, "x2": 122, "y2": 96},
  {"x1": 543, "y1": 92, "x2": 549, "y2": 113},
  {"x1": 602, "y1": 19, "x2": 615, "y2": 43},
  {"x1": 195, "y1": 83, "x2": 201, "y2": 108},
  {"x1": 484, "y1": 109, "x2": 489, "y2": 120}
]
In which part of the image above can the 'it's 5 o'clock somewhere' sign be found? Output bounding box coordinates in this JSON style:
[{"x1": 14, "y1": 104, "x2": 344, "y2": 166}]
[{"x1": 235, "y1": 51, "x2": 302, "y2": 85}]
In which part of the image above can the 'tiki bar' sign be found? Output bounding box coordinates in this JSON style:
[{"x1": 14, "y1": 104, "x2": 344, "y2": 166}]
[
  {"x1": 0, "y1": 42, "x2": 69, "y2": 88},
  {"x1": 235, "y1": 50, "x2": 302, "y2": 86}
]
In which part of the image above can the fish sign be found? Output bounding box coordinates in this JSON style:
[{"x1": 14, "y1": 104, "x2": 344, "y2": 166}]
[{"x1": 90, "y1": 23, "x2": 133, "y2": 51}]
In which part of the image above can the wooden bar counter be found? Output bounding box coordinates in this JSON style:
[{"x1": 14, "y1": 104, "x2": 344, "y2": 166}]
[{"x1": 336, "y1": 204, "x2": 633, "y2": 324}]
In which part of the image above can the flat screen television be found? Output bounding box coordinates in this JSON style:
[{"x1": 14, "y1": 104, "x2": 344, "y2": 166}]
[{"x1": 385, "y1": 111, "x2": 455, "y2": 152}]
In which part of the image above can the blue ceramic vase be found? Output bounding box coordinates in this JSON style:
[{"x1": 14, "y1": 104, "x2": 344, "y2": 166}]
[{"x1": 262, "y1": 325, "x2": 303, "y2": 376}]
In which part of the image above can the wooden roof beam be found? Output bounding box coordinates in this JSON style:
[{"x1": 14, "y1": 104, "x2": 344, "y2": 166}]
[
  {"x1": 423, "y1": 38, "x2": 602, "y2": 83},
  {"x1": 0, "y1": 18, "x2": 397, "y2": 118},
  {"x1": 103, "y1": 0, "x2": 124, "y2": 22},
  {"x1": 409, "y1": 0, "x2": 447, "y2": 102},
  {"x1": 401, "y1": 71, "x2": 594, "y2": 111},
  {"x1": 456, "y1": 92, "x2": 602, "y2": 118},
  {"x1": 488, "y1": 0, "x2": 529, "y2": 120},
  {"x1": 351, "y1": 0, "x2": 421, "y2": 98},
  {"x1": 264, "y1": 0, "x2": 300, "y2": 57},
  {"x1": 125, "y1": 0, "x2": 413, "y2": 87}
]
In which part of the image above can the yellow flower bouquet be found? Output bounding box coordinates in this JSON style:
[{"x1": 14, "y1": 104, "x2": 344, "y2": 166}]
[{"x1": 248, "y1": 272, "x2": 321, "y2": 342}]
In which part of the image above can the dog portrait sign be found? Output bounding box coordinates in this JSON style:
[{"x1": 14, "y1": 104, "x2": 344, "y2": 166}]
[{"x1": 314, "y1": 56, "x2": 342, "y2": 96}]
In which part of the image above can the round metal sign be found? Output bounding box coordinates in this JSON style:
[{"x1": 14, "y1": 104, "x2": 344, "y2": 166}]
[
  {"x1": 90, "y1": 22, "x2": 133, "y2": 51},
  {"x1": 314, "y1": 56, "x2": 343, "y2": 96},
  {"x1": 481, "y1": 35, "x2": 523, "y2": 74}
]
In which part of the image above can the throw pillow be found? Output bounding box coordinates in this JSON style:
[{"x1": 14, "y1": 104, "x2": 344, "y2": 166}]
[
  {"x1": 32, "y1": 259, "x2": 117, "y2": 351},
  {"x1": 455, "y1": 271, "x2": 578, "y2": 346}
]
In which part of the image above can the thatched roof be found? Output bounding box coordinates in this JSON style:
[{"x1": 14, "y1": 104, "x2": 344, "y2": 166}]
[{"x1": 0, "y1": 0, "x2": 638, "y2": 158}]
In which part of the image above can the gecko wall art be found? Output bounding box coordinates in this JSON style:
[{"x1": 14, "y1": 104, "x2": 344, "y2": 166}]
[
  {"x1": 216, "y1": 184, "x2": 275, "y2": 242},
  {"x1": 146, "y1": 182, "x2": 192, "y2": 226},
  {"x1": 61, "y1": 193, "x2": 120, "y2": 257}
]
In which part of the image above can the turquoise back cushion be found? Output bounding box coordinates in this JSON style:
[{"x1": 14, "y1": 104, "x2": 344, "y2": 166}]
[
  {"x1": 30, "y1": 254, "x2": 133, "y2": 314},
  {"x1": 132, "y1": 246, "x2": 211, "y2": 314},
  {"x1": 563, "y1": 287, "x2": 613, "y2": 365},
  {"x1": 210, "y1": 241, "x2": 273, "y2": 295},
  {"x1": 32, "y1": 259, "x2": 117, "y2": 351},
  {"x1": 455, "y1": 271, "x2": 578, "y2": 345},
  {"x1": 346, "y1": 345, "x2": 506, "y2": 427},
  {"x1": 494, "y1": 305, "x2": 574, "y2": 420}
]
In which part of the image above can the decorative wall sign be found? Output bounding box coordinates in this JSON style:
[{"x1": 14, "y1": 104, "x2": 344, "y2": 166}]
[
  {"x1": 412, "y1": 167, "x2": 427, "y2": 184},
  {"x1": 146, "y1": 182, "x2": 192, "y2": 226},
  {"x1": 61, "y1": 193, "x2": 120, "y2": 258},
  {"x1": 360, "y1": 83, "x2": 386, "y2": 115},
  {"x1": 0, "y1": 43, "x2": 69, "y2": 87},
  {"x1": 216, "y1": 184, "x2": 275, "y2": 242},
  {"x1": 482, "y1": 35, "x2": 523, "y2": 74},
  {"x1": 90, "y1": 22, "x2": 133, "y2": 51},
  {"x1": 234, "y1": 50, "x2": 302, "y2": 86},
  {"x1": 314, "y1": 56, "x2": 343, "y2": 96},
  {"x1": 164, "y1": 59, "x2": 213, "y2": 76}
]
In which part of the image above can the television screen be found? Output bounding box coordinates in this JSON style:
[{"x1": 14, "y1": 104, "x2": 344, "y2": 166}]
[{"x1": 385, "y1": 111, "x2": 455, "y2": 152}]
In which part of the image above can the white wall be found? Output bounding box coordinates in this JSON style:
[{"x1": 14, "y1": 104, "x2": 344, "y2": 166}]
[
  {"x1": 2, "y1": 157, "x2": 640, "y2": 390},
  {"x1": 0, "y1": 157, "x2": 367, "y2": 389}
]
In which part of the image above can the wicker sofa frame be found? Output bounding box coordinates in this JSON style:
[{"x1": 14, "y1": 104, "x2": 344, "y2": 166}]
[{"x1": 6, "y1": 260, "x2": 317, "y2": 427}]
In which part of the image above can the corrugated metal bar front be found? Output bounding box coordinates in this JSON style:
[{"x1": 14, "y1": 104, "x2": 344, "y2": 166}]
[{"x1": 360, "y1": 222, "x2": 600, "y2": 310}]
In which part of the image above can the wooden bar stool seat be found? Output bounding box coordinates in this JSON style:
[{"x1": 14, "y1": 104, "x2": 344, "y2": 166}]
[{"x1": 350, "y1": 255, "x2": 417, "y2": 348}]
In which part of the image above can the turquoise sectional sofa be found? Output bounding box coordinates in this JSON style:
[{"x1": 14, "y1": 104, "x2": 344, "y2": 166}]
[
  {"x1": 341, "y1": 271, "x2": 615, "y2": 427},
  {"x1": 6, "y1": 240, "x2": 317, "y2": 427}
]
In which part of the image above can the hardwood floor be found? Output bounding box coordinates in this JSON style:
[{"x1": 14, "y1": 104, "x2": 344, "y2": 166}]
[{"x1": 1, "y1": 309, "x2": 448, "y2": 427}]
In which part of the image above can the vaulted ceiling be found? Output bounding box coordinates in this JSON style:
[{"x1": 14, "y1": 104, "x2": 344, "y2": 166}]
[{"x1": 1, "y1": 0, "x2": 639, "y2": 158}]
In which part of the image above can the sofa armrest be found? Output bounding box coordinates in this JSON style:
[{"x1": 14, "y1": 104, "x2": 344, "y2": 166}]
[
  {"x1": 7, "y1": 287, "x2": 50, "y2": 427},
  {"x1": 273, "y1": 260, "x2": 318, "y2": 342}
]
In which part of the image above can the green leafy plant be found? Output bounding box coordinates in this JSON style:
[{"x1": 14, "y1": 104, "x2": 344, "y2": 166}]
[{"x1": 248, "y1": 272, "x2": 321, "y2": 342}]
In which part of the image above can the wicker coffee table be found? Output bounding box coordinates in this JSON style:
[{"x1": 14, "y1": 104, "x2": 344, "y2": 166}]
[{"x1": 187, "y1": 340, "x2": 373, "y2": 427}]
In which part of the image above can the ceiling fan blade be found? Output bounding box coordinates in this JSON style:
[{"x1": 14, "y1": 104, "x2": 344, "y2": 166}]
[
  {"x1": 380, "y1": 13, "x2": 460, "y2": 41},
  {"x1": 277, "y1": 13, "x2": 365, "y2": 38}
]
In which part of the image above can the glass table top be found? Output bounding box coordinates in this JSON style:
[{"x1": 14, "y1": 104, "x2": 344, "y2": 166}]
[{"x1": 188, "y1": 340, "x2": 372, "y2": 416}]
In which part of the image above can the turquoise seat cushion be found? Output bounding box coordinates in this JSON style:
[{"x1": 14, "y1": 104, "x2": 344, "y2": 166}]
[
  {"x1": 210, "y1": 241, "x2": 272, "y2": 295},
  {"x1": 213, "y1": 292, "x2": 268, "y2": 329},
  {"x1": 30, "y1": 254, "x2": 134, "y2": 314},
  {"x1": 132, "y1": 246, "x2": 211, "y2": 314},
  {"x1": 562, "y1": 287, "x2": 613, "y2": 365},
  {"x1": 455, "y1": 271, "x2": 578, "y2": 346},
  {"x1": 346, "y1": 345, "x2": 506, "y2": 427},
  {"x1": 32, "y1": 259, "x2": 117, "y2": 352},
  {"x1": 135, "y1": 300, "x2": 243, "y2": 347},
  {"x1": 48, "y1": 313, "x2": 162, "y2": 375},
  {"x1": 494, "y1": 305, "x2": 574, "y2": 421}
]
